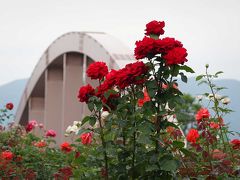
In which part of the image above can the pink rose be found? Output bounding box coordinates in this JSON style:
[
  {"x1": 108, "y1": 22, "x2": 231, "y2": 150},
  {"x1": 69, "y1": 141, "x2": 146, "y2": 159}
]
[{"x1": 46, "y1": 129, "x2": 56, "y2": 137}]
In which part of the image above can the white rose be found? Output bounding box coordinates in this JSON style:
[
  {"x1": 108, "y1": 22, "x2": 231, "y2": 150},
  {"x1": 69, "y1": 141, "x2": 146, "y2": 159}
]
[
  {"x1": 66, "y1": 125, "x2": 73, "y2": 134},
  {"x1": 215, "y1": 94, "x2": 222, "y2": 100},
  {"x1": 101, "y1": 111, "x2": 109, "y2": 120},
  {"x1": 73, "y1": 121, "x2": 81, "y2": 126},
  {"x1": 71, "y1": 125, "x2": 80, "y2": 134},
  {"x1": 208, "y1": 94, "x2": 222, "y2": 101},
  {"x1": 222, "y1": 97, "x2": 230, "y2": 105}
]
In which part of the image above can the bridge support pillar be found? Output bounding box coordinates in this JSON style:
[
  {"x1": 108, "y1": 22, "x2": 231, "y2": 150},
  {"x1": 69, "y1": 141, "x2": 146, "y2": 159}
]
[
  {"x1": 62, "y1": 53, "x2": 84, "y2": 139},
  {"x1": 29, "y1": 97, "x2": 44, "y2": 124},
  {"x1": 44, "y1": 65, "x2": 63, "y2": 144}
]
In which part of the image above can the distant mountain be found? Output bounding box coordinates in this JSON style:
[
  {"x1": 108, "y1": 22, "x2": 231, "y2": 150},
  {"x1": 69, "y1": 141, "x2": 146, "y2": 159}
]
[
  {"x1": 0, "y1": 79, "x2": 28, "y2": 124},
  {"x1": 0, "y1": 77, "x2": 239, "y2": 137}
]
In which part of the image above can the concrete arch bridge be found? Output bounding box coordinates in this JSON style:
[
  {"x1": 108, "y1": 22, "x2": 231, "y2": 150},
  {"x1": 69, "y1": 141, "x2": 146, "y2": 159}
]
[{"x1": 15, "y1": 32, "x2": 134, "y2": 143}]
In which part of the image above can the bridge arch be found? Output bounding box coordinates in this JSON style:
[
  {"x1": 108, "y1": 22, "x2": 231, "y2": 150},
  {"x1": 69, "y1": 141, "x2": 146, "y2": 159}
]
[{"x1": 15, "y1": 32, "x2": 134, "y2": 143}]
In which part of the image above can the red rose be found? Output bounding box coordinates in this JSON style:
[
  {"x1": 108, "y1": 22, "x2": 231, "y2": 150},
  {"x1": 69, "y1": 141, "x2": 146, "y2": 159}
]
[
  {"x1": 116, "y1": 61, "x2": 148, "y2": 89},
  {"x1": 75, "y1": 151, "x2": 81, "y2": 158},
  {"x1": 86, "y1": 61, "x2": 108, "y2": 80},
  {"x1": 230, "y1": 139, "x2": 240, "y2": 149},
  {"x1": 163, "y1": 47, "x2": 188, "y2": 65},
  {"x1": 138, "y1": 88, "x2": 150, "y2": 107},
  {"x1": 166, "y1": 126, "x2": 175, "y2": 134},
  {"x1": 101, "y1": 167, "x2": 108, "y2": 177},
  {"x1": 186, "y1": 129, "x2": 199, "y2": 144},
  {"x1": 209, "y1": 122, "x2": 220, "y2": 129},
  {"x1": 6, "y1": 103, "x2": 14, "y2": 110},
  {"x1": 134, "y1": 36, "x2": 158, "y2": 60},
  {"x1": 156, "y1": 37, "x2": 183, "y2": 54},
  {"x1": 95, "y1": 70, "x2": 118, "y2": 97},
  {"x1": 1, "y1": 151, "x2": 13, "y2": 160},
  {"x1": 195, "y1": 108, "x2": 210, "y2": 122},
  {"x1": 80, "y1": 132, "x2": 93, "y2": 145},
  {"x1": 45, "y1": 129, "x2": 56, "y2": 137},
  {"x1": 26, "y1": 123, "x2": 34, "y2": 132},
  {"x1": 34, "y1": 140, "x2": 47, "y2": 148},
  {"x1": 57, "y1": 167, "x2": 73, "y2": 178},
  {"x1": 145, "y1": 20, "x2": 165, "y2": 36},
  {"x1": 96, "y1": 82, "x2": 111, "y2": 97},
  {"x1": 25, "y1": 120, "x2": 38, "y2": 133},
  {"x1": 105, "y1": 69, "x2": 118, "y2": 87},
  {"x1": 212, "y1": 149, "x2": 227, "y2": 160},
  {"x1": 77, "y1": 84, "x2": 95, "y2": 103},
  {"x1": 61, "y1": 142, "x2": 72, "y2": 153},
  {"x1": 25, "y1": 169, "x2": 37, "y2": 179}
]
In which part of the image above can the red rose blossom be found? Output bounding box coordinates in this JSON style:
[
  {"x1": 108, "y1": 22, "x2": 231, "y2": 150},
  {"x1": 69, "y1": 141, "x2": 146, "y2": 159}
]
[
  {"x1": 145, "y1": 20, "x2": 165, "y2": 36},
  {"x1": 78, "y1": 84, "x2": 95, "y2": 103},
  {"x1": 230, "y1": 139, "x2": 240, "y2": 149},
  {"x1": 116, "y1": 61, "x2": 148, "y2": 89},
  {"x1": 163, "y1": 47, "x2": 188, "y2": 65},
  {"x1": 209, "y1": 122, "x2": 220, "y2": 129},
  {"x1": 212, "y1": 149, "x2": 227, "y2": 160},
  {"x1": 55, "y1": 167, "x2": 73, "y2": 178},
  {"x1": 26, "y1": 123, "x2": 34, "y2": 132},
  {"x1": 75, "y1": 151, "x2": 81, "y2": 158},
  {"x1": 195, "y1": 108, "x2": 210, "y2": 122},
  {"x1": 45, "y1": 129, "x2": 56, "y2": 137},
  {"x1": 186, "y1": 129, "x2": 199, "y2": 144},
  {"x1": 34, "y1": 140, "x2": 47, "y2": 148},
  {"x1": 134, "y1": 36, "x2": 158, "y2": 60},
  {"x1": 25, "y1": 120, "x2": 38, "y2": 132},
  {"x1": 105, "y1": 69, "x2": 118, "y2": 87},
  {"x1": 6, "y1": 102, "x2": 14, "y2": 110},
  {"x1": 1, "y1": 151, "x2": 13, "y2": 160},
  {"x1": 86, "y1": 61, "x2": 108, "y2": 80},
  {"x1": 61, "y1": 142, "x2": 72, "y2": 153},
  {"x1": 156, "y1": 37, "x2": 183, "y2": 54},
  {"x1": 80, "y1": 132, "x2": 93, "y2": 145},
  {"x1": 95, "y1": 82, "x2": 111, "y2": 97}
]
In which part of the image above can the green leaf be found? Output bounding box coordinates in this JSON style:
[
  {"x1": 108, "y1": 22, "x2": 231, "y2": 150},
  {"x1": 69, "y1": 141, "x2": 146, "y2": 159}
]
[
  {"x1": 172, "y1": 141, "x2": 185, "y2": 149},
  {"x1": 94, "y1": 101, "x2": 102, "y2": 111},
  {"x1": 195, "y1": 75, "x2": 203, "y2": 81},
  {"x1": 179, "y1": 65, "x2": 195, "y2": 73},
  {"x1": 136, "y1": 91, "x2": 144, "y2": 99},
  {"x1": 81, "y1": 116, "x2": 90, "y2": 126},
  {"x1": 89, "y1": 117, "x2": 97, "y2": 127},
  {"x1": 180, "y1": 148, "x2": 193, "y2": 157},
  {"x1": 146, "y1": 164, "x2": 159, "y2": 172},
  {"x1": 179, "y1": 72, "x2": 187, "y2": 83},
  {"x1": 137, "y1": 134, "x2": 151, "y2": 144},
  {"x1": 215, "y1": 71, "x2": 224, "y2": 77},
  {"x1": 171, "y1": 65, "x2": 180, "y2": 77},
  {"x1": 88, "y1": 102, "x2": 94, "y2": 112},
  {"x1": 159, "y1": 156, "x2": 180, "y2": 172}
]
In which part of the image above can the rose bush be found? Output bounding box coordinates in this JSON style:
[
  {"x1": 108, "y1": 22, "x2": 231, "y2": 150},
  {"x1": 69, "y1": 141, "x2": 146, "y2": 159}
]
[
  {"x1": 0, "y1": 20, "x2": 239, "y2": 179},
  {"x1": 73, "y1": 20, "x2": 194, "y2": 179}
]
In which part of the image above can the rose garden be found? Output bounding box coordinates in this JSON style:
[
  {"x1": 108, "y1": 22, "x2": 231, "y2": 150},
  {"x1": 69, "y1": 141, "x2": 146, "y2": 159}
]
[{"x1": 0, "y1": 20, "x2": 239, "y2": 179}]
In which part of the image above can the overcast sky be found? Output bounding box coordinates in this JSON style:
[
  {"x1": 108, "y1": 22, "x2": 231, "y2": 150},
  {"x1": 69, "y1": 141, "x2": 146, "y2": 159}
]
[{"x1": 0, "y1": 0, "x2": 240, "y2": 85}]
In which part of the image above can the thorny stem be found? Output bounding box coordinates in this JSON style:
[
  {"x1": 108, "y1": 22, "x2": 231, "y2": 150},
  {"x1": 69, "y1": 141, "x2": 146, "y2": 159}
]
[
  {"x1": 98, "y1": 110, "x2": 109, "y2": 180},
  {"x1": 205, "y1": 67, "x2": 227, "y2": 149},
  {"x1": 130, "y1": 86, "x2": 137, "y2": 179},
  {"x1": 205, "y1": 67, "x2": 235, "y2": 164},
  {"x1": 97, "y1": 79, "x2": 109, "y2": 180}
]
